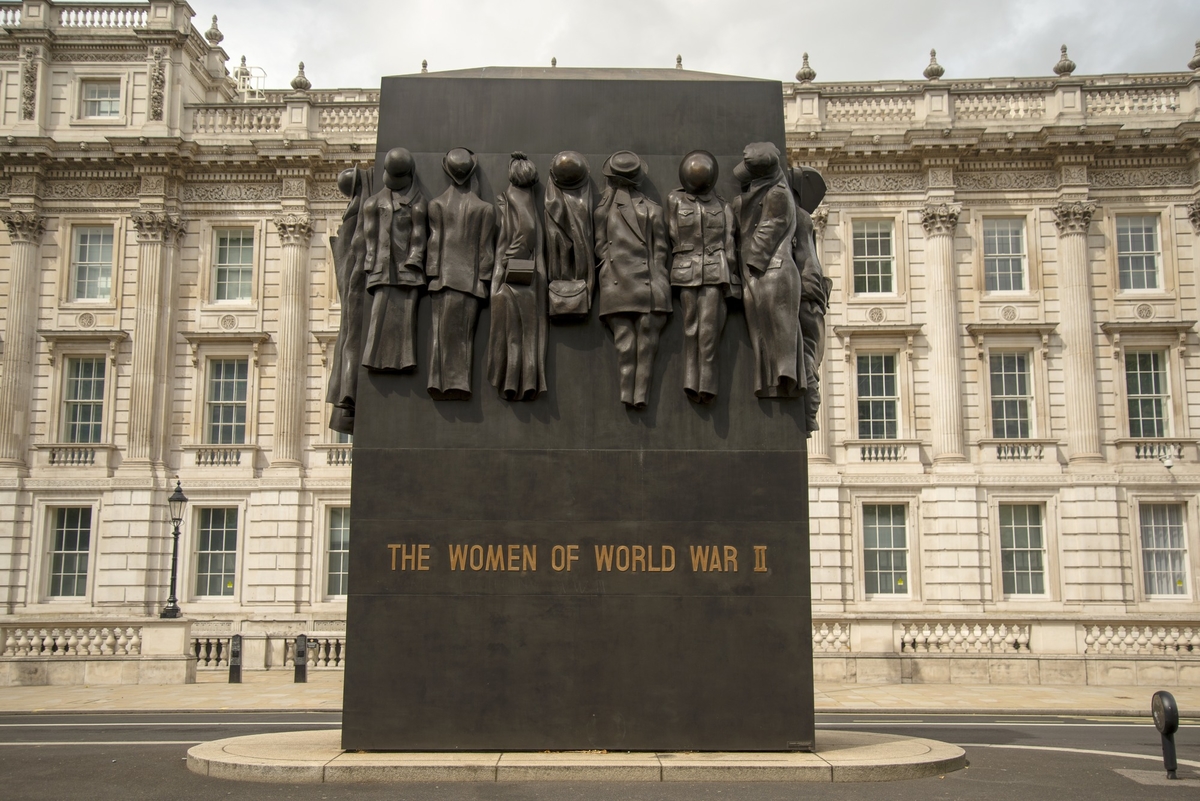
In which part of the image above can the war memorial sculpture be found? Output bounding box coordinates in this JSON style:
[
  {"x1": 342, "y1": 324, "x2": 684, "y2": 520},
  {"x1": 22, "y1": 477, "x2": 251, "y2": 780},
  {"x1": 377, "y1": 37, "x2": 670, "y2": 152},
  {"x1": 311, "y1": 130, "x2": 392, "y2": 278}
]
[{"x1": 333, "y1": 67, "x2": 828, "y2": 752}]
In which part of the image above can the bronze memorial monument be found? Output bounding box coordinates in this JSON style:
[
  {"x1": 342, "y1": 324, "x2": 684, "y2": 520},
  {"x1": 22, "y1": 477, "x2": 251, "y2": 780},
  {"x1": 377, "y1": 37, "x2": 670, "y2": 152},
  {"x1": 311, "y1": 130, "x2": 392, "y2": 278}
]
[{"x1": 331, "y1": 66, "x2": 828, "y2": 751}]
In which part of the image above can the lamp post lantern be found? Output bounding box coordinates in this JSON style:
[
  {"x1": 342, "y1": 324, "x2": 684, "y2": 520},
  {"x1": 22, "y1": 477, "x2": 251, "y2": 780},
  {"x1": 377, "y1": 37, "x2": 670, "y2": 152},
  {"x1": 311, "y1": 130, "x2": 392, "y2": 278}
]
[{"x1": 160, "y1": 479, "x2": 188, "y2": 619}]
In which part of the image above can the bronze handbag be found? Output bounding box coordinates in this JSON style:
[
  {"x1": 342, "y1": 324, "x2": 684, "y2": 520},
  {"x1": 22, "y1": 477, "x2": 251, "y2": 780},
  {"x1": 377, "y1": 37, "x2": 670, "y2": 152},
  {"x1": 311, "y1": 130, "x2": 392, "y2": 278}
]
[
  {"x1": 548, "y1": 278, "x2": 589, "y2": 317},
  {"x1": 504, "y1": 258, "x2": 536, "y2": 286}
]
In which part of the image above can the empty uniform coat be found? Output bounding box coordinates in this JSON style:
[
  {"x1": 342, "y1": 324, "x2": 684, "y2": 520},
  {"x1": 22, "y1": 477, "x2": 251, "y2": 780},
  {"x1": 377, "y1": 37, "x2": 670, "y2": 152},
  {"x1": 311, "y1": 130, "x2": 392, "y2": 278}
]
[
  {"x1": 426, "y1": 186, "x2": 497, "y2": 299},
  {"x1": 594, "y1": 192, "x2": 671, "y2": 317},
  {"x1": 666, "y1": 189, "x2": 739, "y2": 294}
]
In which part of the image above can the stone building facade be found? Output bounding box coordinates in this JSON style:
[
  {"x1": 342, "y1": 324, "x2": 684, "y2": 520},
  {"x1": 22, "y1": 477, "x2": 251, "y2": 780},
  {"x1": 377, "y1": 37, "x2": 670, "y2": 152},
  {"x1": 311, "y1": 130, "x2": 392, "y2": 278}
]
[{"x1": 1, "y1": 2, "x2": 1198, "y2": 684}]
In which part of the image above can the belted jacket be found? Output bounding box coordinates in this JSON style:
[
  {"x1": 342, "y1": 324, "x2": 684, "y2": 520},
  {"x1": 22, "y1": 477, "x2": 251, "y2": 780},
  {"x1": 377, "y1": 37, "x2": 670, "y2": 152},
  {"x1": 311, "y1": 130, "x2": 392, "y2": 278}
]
[{"x1": 666, "y1": 189, "x2": 740, "y2": 295}]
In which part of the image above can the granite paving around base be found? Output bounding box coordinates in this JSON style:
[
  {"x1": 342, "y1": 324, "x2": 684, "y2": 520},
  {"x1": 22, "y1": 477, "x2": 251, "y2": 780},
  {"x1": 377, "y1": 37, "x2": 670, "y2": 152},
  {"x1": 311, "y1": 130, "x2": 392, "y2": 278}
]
[{"x1": 186, "y1": 728, "x2": 966, "y2": 783}]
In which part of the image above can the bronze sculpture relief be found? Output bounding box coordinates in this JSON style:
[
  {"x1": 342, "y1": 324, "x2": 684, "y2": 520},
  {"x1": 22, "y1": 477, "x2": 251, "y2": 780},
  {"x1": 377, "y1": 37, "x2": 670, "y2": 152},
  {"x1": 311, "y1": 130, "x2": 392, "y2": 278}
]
[
  {"x1": 733, "y1": 142, "x2": 804, "y2": 400},
  {"x1": 486, "y1": 153, "x2": 548, "y2": 401},
  {"x1": 788, "y1": 166, "x2": 831, "y2": 434},
  {"x1": 327, "y1": 165, "x2": 374, "y2": 435},
  {"x1": 666, "y1": 151, "x2": 739, "y2": 403},
  {"x1": 425, "y1": 147, "x2": 497, "y2": 400},
  {"x1": 544, "y1": 151, "x2": 595, "y2": 319},
  {"x1": 360, "y1": 147, "x2": 427, "y2": 374},
  {"x1": 594, "y1": 151, "x2": 671, "y2": 409}
]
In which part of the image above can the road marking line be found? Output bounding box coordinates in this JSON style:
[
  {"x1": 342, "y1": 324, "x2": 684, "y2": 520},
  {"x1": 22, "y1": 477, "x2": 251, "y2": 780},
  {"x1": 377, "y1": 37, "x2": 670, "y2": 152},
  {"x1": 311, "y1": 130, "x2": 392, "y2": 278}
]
[
  {"x1": 0, "y1": 722, "x2": 340, "y2": 728},
  {"x1": 959, "y1": 743, "x2": 1200, "y2": 769},
  {"x1": 0, "y1": 741, "x2": 203, "y2": 746},
  {"x1": 824, "y1": 722, "x2": 1196, "y2": 728}
]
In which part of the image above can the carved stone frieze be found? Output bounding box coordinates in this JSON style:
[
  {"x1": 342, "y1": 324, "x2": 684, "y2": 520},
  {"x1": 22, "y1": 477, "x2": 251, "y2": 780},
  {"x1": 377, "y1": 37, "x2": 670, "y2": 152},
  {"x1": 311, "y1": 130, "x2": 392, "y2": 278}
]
[
  {"x1": 826, "y1": 173, "x2": 926, "y2": 193},
  {"x1": 282, "y1": 177, "x2": 308, "y2": 198},
  {"x1": 131, "y1": 210, "x2": 185, "y2": 242},
  {"x1": 1187, "y1": 199, "x2": 1200, "y2": 234},
  {"x1": 1059, "y1": 165, "x2": 1088, "y2": 185},
  {"x1": 0, "y1": 178, "x2": 9, "y2": 198},
  {"x1": 44, "y1": 181, "x2": 139, "y2": 199},
  {"x1": 148, "y1": 48, "x2": 166, "y2": 122},
  {"x1": 1, "y1": 210, "x2": 46, "y2": 243},
  {"x1": 1052, "y1": 201, "x2": 1096, "y2": 235},
  {"x1": 955, "y1": 171, "x2": 1056, "y2": 191},
  {"x1": 920, "y1": 202, "x2": 961, "y2": 236},
  {"x1": 927, "y1": 166, "x2": 954, "y2": 188},
  {"x1": 8, "y1": 174, "x2": 39, "y2": 196},
  {"x1": 1089, "y1": 168, "x2": 1193, "y2": 188},
  {"x1": 308, "y1": 182, "x2": 347, "y2": 202},
  {"x1": 139, "y1": 174, "x2": 166, "y2": 195},
  {"x1": 273, "y1": 212, "x2": 314, "y2": 245},
  {"x1": 21, "y1": 47, "x2": 39, "y2": 121},
  {"x1": 181, "y1": 183, "x2": 280, "y2": 202}
]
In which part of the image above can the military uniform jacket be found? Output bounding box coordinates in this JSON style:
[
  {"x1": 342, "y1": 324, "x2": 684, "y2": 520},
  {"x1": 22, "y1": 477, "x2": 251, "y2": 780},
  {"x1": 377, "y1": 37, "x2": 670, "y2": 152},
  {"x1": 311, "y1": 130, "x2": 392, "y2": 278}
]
[
  {"x1": 594, "y1": 190, "x2": 671, "y2": 317},
  {"x1": 666, "y1": 189, "x2": 739, "y2": 292},
  {"x1": 426, "y1": 184, "x2": 497, "y2": 299},
  {"x1": 361, "y1": 182, "x2": 427, "y2": 292}
]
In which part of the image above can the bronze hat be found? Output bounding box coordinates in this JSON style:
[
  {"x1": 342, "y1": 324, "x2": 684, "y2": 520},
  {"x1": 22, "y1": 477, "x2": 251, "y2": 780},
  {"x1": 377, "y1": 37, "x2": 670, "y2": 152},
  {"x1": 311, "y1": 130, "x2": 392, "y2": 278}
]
[
  {"x1": 442, "y1": 147, "x2": 477, "y2": 186},
  {"x1": 383, "y1": 147, "x2": 415, "y2": 178},
  {"x1": 742, "y1": 142, "x2": 781, "y2": 179},
  {"x1": 550, "y1": 150, "x2": 590, "y2": 189},
  {"x1": 678, "y1": 150, "x2": 718, "y2": 195},
  {"x1": 602, "y1": 150, "x2": 647, "y2": 182}
]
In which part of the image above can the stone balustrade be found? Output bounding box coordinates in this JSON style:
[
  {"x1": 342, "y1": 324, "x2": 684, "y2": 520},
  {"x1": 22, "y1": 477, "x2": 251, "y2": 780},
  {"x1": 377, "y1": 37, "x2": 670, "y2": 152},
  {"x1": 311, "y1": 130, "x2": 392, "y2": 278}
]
[
  {"x1": 1, "y1": 620, "x2": 194, "y2": 685},
  {"x1": 899, "y1": 621, "x2": 1030, "y2": 654},
  {"x1": 57, "y1": 5, "x2": 147, "y2": 28},
  {"x1": 4, "y1": 625, "x2": 141, "y2": 656},
  {"x1": 1083, "y1": 623, "x2": 1200, "y2": 655}
]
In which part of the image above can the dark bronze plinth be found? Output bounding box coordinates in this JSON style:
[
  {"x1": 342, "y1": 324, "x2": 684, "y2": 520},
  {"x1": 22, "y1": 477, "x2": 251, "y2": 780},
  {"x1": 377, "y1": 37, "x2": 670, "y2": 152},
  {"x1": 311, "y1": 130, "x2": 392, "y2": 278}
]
[{"x1": 342, "y1": 67, "x2": 814, "y2": 752}]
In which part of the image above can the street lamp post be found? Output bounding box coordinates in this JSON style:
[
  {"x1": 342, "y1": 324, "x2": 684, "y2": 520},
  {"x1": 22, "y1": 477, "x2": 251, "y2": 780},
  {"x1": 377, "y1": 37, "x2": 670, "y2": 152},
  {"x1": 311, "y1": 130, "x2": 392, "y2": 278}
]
[{"x1": 160, "y1": 480, "x2": 188, "y2": 619}]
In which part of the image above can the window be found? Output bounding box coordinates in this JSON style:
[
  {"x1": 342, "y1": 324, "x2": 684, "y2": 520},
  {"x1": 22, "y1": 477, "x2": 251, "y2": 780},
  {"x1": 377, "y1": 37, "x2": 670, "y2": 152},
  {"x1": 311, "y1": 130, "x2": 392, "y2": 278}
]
[
  {"x1": 857, "y1": 354, "x2": 897, "y2": 439},
  {"x1": 1116, "y1": 215, "x2": 1160, "y2": 291},
  {"x1": 214, "y1": 229, "x2": 254, "y2": 301},
  {"x1": 983, "y1": 219, "x2": 1026, "y2": 292},
  {"x1": 333, "y1": 430, "x2": 353, "y2": 444},
  {"x1": 1140, "y1": 504, "x2": 1187, "y2": 596},
  {"x1": 81, "y1": 81, "x2": 120, "y2": 118},
  {"x1": 327, "y1": 507, "x2": 350, "y2": 596},
  {"x1": 1125, "y1": 351, "x2": 1167, "y2": 438},
  {"x1": 62, "y1": 357, "x2": 105, "y2": 443},
  {"x1": 48, "y1": 507, "x2": 91, "y2": 597},
  {"x1": 71, "y1": 226, "x2": 113, "y2": 301},
  {"x1": 195, "y1": 508, "x2": 238, "y2": 597},
  {"x1": 863, "y1": 504, "x2": 907, "y2": 594},
  {"x1": 206, "y1": 358, "x2": 249, "y2": 444},
  {"x1": 852, "y1": 221, "x2": 894, "y2": 294},
  {"x1": 999, "y1": 504, "x2": 1045, "y2": 595},
  {"x1": 990, "y1": 352, "x2": 1031, "y2": 439}
]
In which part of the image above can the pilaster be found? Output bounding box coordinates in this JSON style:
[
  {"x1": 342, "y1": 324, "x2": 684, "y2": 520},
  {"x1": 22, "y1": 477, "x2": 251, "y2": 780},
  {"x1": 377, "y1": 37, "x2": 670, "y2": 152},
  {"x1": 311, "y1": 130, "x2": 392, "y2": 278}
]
[
  {"x1": 1053, "y1": 201, "x2": 1104, "y2": 463},
  {"x1": 921, "y1": 201, "x2": 966, "y2": 462},
  {"x1": 0, "y1": 210, "x2": 45, "y2": 468},
  {"x1": 808, "y1": 206, "x2": 831, "y2": 462},
  {"x1": 270, "y1": 211, "x2": 314, "y2": 467}
]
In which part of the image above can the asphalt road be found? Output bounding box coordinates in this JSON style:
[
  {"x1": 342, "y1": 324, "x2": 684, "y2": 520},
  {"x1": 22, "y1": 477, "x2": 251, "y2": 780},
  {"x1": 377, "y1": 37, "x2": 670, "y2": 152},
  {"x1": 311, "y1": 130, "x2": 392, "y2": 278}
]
[{"x1": 0, "y1": 711, "x2": 1196, "y2": 800}]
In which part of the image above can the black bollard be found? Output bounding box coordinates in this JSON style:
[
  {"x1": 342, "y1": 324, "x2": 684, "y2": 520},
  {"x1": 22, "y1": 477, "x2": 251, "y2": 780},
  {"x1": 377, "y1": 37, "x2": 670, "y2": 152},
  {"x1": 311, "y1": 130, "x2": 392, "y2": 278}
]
[
  {"x1": 1151, "y1": 690, "x2": 1179, "y2": 780},
  {"x1": 294, "y1": 634, "x2": 308, "y2": 684},
  {"x1": 228, "y1": 634, "x2": 242, "y2": 684}
]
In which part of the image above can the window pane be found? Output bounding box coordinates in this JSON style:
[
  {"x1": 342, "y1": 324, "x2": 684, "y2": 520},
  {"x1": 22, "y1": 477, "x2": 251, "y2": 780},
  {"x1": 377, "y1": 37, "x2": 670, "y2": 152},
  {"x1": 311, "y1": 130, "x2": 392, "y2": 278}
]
[
  {"x1": 83, "y1": 81, "x2": 121, "y2": 118},
  {"x1": 990, "y1": 352, "x2": 1031, "y2": 439},
  {"x1": 1116, "y1": 216, "x2": 1160, "y2": 291},
  {"x1": 196, "y1": 508, "x2": 238, "y2": 596},
  {"x1": 1125, "y1": 351, "x2": 1167, "y2": 438},
  {"x1": 856, "y1": 354, "x2": 898, "y2": 440},
  {"x1": 214, "y1": 229, "x2": 254, "y2": 301},
  {"x1": 49, "y1": 507, "x2": 92, "y2": 597},
  {"x1": 863, "y1": 504, "x2": 907, "y2": 594},
  {"x1": 206, "y1": 359, "x2": 249, "y2": 444},
  {"x1": 72, "y1": 227, "x2": 113, "y2": 300},
  {"x1": 999, "y1": 504, "x2": 1044, "y2": 595},
  {"x1": 852, "y1": 221, "x2": 894, "y2": 294},
  {"x1": 983, "y1": 219, "x2": 1026, "y2": 292},
  {"x1": 1140, "y1": 504, "x2": 1187, "y2": 595},
  {"x1": 327, "y1": 507, "x2": 350, "y2": 596},
  {"x1": 63, "y1": 357, "x2": 106, "y2": 443}
]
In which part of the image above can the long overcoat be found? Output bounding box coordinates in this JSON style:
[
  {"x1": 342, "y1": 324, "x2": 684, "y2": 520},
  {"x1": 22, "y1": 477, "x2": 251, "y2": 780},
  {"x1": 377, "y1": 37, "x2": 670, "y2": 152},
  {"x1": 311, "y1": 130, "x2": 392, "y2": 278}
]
[{"x1": 593, "y1": 191, "x2": 670, "y2": 318}]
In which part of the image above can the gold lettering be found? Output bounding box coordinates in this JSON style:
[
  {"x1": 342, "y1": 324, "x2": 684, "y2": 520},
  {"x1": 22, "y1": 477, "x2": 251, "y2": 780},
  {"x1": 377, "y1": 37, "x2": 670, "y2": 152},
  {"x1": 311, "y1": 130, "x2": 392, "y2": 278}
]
[
  {"x1": 753, "y1": 545, "x2": 768, "y2": 573},
  {"x1": 594, "y1": 545, "x2": 615, "y2": 571},
  {"x1": 449, "y1": 544, "x2": 468, "y2": 570},
  {"x1": 388, "y1": 544, "x2": 402, "y2": 571},
  {"x1": 708, "y1": 547, "x2": 722, "y2": 572},
  {"x1": 507, "y1": 544, "x2": 521, "y2": 571},
  {"x1": 662, "y1": 545, "x2": 676, "y2": 572},
  {"x1": 486, "y1": 544, "x2": 505, "y2": 571},
  {"x1": 418, "y1": 544, "x2": 431, "y2": 571},
  {"x1": 689, "y1": 545, "x2": 710, "y2": 572},
  {"x1": 469, "y1": 544, "x2": 484, "y2": 571},
  {"x1": 632, "y1": 545, "x2": 647, "y2": 572},
  {"x1": 647, "y1": 545, "x2": 660, "y2": 572},
  {"x1": 723, "y1": 545, "x2": 738, "y2": 573},
  {"x1": 552, "y1": 545, "x2": 567, "y2": 571},
  {"x1": 567, "y1": 544, "x2": 579, "y2": 571},
  {"x1": 522, "y1": 544, "x2": 537, "y2": 572},
  {"x1": 615, "y1": 545, "x2": 630, "y2": 572},
  {"x1": 399, "y1": 544, "x2": 417, "y2": 571}
]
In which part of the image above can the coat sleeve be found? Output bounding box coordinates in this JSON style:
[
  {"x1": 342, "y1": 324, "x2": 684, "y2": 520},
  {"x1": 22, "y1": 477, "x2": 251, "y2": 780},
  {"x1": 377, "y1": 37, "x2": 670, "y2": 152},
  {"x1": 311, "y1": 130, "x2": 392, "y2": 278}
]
[
  {"x1": 425, "y1": 200, "x2": 442, "y2": 279},
  {"x1": 405, "y1": 197, "x2": 428, "y2": 273},
  {"x1": 743, "y1": 185, "x2": 793, "y2": 274},
  {"x1": 477, "y1": 203, "x2": 497, "y2": 294},
  {"x1": 723, "y1": 203, "x2": 741, "y2": 290},
  {"x1": 651, "y1": 203, "x2": 669, "y2": 275},
  {"x1": 795, "y1": 210, "x2": 828, "y2": 310},
  {"x1": 666, "y1": 193, "x2": 681, "y2": 253},
  {"x1": 491, "y1": 194, "x2": 511, "y2": 295},
  {"x1": 361, "y1": 197, "x2": 379, "y2": 282}
]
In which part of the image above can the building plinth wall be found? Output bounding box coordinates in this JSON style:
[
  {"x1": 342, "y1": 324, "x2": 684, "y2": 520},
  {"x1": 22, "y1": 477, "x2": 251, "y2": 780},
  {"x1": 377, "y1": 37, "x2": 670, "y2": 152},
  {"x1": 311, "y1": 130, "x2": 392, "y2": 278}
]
[{"x1": 0, "y1": 1, "x2": 1197, "y2": 683}]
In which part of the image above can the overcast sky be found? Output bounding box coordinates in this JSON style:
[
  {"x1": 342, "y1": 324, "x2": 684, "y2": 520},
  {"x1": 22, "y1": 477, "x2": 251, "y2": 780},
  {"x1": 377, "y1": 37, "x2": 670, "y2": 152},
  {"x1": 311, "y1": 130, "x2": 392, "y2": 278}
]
[{"x1": 197, "y1": 0, "x2": 1200, "y2": 90}]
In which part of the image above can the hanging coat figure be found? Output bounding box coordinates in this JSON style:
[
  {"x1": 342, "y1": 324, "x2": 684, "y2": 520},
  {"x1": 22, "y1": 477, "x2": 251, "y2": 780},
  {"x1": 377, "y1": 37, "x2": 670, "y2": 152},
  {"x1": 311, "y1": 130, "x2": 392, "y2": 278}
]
[
  {"x1": 788, "y1": 165, "x2": 832, "y2": 434},
  {"x1": 543, "y1": 150, "x2": 595, "y2": 319},
  {"x1": 425, "y1": 147, "x2": 497, "y2": 400},
  {"x1": 733, "y1": 142, "x2": 804, "y2": 399},
  {"x1": 486, "y1": 152, "x2": 547, "y2": 401},
  {"x1": 326, "y1": 165, "x2": 374, "y2": 435}
]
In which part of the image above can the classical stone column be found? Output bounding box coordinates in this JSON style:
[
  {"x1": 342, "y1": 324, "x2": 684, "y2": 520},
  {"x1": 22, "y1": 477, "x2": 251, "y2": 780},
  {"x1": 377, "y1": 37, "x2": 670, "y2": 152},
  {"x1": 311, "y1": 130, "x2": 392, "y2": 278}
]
[
  {"x1": 1053, "y1": 201, "x2": 1103, "y2": 462},
  {"x1": 0, "y1": 211, "x2": 45, "y2": 466},
  {"x1": 271, "y1": 213, "x2": 314, "y2": 466},
  {"x1": 921, "y1": 202, "x2": 965, "y2": 462},
  {"x1": 127, "y1": 211, "x2": 184, "y2": 464},
  {"x1": 807, "y1": 206, "x2": 831, "y2": 461}
]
